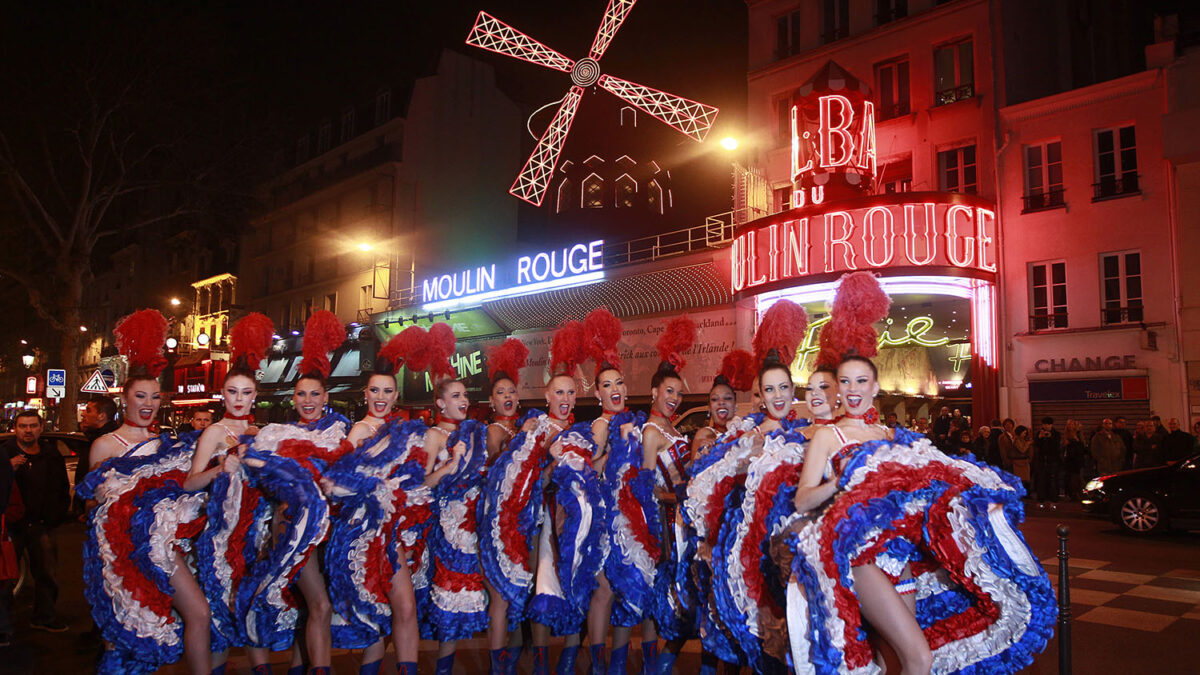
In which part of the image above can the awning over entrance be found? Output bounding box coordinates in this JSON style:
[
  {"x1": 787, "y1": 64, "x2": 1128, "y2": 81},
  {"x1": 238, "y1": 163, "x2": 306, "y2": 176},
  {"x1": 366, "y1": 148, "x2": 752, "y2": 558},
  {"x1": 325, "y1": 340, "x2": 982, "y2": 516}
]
[{"x1": 483, "y1": 261, "x2": 730, "y2": 330}]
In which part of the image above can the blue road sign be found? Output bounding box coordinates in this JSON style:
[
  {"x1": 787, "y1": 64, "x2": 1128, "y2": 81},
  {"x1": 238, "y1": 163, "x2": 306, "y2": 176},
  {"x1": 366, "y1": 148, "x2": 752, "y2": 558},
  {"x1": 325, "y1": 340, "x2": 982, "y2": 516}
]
[{"x1": 47, "y1": 369, "x2": 66, "y2": 387}]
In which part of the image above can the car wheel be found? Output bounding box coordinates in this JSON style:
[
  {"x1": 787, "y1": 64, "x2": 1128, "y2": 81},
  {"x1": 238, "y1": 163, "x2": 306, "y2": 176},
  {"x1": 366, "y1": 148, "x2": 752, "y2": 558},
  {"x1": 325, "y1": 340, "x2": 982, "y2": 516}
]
[{"x1": 1118, "y1": 494, "x2": 1166, "y2": 534}]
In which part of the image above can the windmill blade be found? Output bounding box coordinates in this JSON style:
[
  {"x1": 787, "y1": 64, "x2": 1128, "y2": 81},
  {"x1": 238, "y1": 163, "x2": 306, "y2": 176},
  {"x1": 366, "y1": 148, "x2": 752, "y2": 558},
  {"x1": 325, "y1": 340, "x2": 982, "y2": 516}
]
[
  {"x1": 588, "y1": 0, "x2": 637, "y2": 61},
  {"x1": 598, "y1": 74, "x2": 719, "y2": 142},
  {"x1": 510, "y1": 86, "x2": 585, "y2": 206},
  {"x1": 466, "y1": 11, "x2": 575, "y2": 74}
]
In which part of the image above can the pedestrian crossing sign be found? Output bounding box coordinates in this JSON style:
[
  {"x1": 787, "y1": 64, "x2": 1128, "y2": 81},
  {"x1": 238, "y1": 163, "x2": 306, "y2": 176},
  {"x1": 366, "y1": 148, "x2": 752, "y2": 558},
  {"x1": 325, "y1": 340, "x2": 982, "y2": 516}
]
[{"x1": 80, "y1": 369, "x2": 110, "y2": 394}]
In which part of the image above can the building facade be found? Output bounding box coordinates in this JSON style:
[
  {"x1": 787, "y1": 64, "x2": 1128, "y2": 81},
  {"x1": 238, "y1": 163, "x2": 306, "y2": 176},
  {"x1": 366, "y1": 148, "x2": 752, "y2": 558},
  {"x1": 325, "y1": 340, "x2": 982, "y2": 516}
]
[{"x1": 739, "y1": 0, "x2": 1198, "y2": 428}]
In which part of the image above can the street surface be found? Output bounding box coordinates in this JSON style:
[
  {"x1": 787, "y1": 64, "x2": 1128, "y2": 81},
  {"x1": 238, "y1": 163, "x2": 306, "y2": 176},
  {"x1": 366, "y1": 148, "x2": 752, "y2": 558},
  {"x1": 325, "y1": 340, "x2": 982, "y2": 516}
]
[{"x1": 2, "y1": 506, "x2": 1196, "y2": 674}]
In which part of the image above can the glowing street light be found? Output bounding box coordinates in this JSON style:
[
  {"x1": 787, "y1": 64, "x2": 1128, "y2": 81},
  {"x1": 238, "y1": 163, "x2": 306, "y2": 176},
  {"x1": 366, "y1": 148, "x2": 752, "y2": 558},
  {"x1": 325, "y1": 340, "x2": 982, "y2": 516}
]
[
  {"x1": 357, "y1": 242, "x2": 373, "y2": 252},
  {"x1": 79, "y1": 325, "x2": 88, "y2": 332},
  {"x1": 720, "y1": 136, "x2": 739, "y2": 151},
  {"x1": 169, "y1": 297, "x2": 182, "y2": 307}
]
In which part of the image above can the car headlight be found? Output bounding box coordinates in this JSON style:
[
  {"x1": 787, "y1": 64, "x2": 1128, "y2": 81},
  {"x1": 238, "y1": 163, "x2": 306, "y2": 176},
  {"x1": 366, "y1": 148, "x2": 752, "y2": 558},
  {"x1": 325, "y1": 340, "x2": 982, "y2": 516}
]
[{"x1": 1084, "y1": 479, "x2": 1104, "y2": 492}]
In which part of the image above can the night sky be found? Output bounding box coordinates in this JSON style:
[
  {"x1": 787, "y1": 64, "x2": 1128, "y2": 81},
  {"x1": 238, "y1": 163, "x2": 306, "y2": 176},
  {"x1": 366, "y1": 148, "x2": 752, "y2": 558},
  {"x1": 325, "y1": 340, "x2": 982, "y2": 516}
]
[{"x1": 0, "y1": 1, "x2": 747, "y2": 355}]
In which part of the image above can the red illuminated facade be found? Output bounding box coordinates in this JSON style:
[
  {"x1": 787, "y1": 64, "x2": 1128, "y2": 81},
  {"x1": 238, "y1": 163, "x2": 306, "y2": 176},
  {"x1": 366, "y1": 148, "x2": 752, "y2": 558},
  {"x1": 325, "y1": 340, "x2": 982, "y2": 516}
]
[{"x1": 743, "y1": 0, "x2": 1198, "y2": 427}]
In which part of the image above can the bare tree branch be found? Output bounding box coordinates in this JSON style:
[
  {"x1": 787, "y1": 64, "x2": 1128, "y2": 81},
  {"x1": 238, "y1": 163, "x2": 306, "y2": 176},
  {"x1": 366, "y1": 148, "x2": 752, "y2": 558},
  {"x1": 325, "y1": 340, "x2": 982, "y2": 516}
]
[{"x1": 0, "y1": 265, "x2": 68, "y2": 333}]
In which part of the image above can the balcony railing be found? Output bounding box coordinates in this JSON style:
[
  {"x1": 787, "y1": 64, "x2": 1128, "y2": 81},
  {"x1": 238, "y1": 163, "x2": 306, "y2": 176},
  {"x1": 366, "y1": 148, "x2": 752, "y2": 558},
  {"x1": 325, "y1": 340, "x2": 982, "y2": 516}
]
[
  {"x1": 936, "y1": 84, "x2": 975, "y2": 106},
  {"x1": 1101, "y1": 304, "x2": 1144, "y2": 326},
  {"x1": 1022, "y1": 188, "x2": 1066, "y2": 213},
  {"x1": 1093, "y1": 174, "x2": 1140, "y2": 201},
  {"x1": 600, "y1": 211, "x2": 739, "y2": 267},
  {"x1": 1029, "y1": 312, "x2": 1069, "y2": 331}
]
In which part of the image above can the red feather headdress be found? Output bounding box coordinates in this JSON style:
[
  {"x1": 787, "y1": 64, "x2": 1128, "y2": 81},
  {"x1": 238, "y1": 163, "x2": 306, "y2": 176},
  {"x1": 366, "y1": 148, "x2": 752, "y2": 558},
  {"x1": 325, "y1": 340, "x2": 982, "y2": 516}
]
[
  {"x1": 487, "y1": 338, "x2": 529, "y2": 386},
  {"x1": 584, "y1": 307, "x2": 622, "y2": 377},
  {"x1": 549, "y1": 320, "x2": 587, "y2": 379},
  {"x1": 427, "y1": 322, "x2": 457, "y2": 382},
  {"x1": 230, "y1": 313, "x2": 274, "y2": 373},
  {"x1": 716, "y1": 349, "x2": 756, "y2": 392},
  {"x1": 657, "y1": 316, "x2": 697, "y2": 373},
  {"x1": 816, "y1": 272, "x2": 891, "y2": 368},
  {"x1": 114, "y1": 309, "x2": 170, "y2": 378},
  {"x1": 753, "y1": 299, "x2": 809, "y2": 369},
  {"x1": 298, "y1": 310, "x2": 345, "y2": 380},
  {"x1": 375, "y1": 322, "x2": 459, "y2": 382}
]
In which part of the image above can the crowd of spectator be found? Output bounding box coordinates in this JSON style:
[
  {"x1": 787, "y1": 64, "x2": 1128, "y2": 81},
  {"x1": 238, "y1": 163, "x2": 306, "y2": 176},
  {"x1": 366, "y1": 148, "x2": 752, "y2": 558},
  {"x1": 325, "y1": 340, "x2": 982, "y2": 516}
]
[{"x1": 915, "y1": 406, "x2": 1200, "y2": 506}]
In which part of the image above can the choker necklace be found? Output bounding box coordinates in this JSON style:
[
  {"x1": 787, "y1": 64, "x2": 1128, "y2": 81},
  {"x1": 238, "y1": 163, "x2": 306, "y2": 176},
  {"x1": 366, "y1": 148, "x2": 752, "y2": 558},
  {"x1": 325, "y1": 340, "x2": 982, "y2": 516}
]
[
  {"x1": 548, "y1": 413, "x2": 575, "y2": 425},
  {"x1": 650, "y1": 412, "x2": 678, "y2": 426},
  {"x1": 493, "y1": 414, "x2": 518, "y2": 423},
  {"x1": 812, "y1": 417, "x2": 838, "y2": 425},
  {"x1": 843, "y1": 407, "x2": 880, "y2": 424},
  {"x1": 122, "y1": 419, "x2": 152, "y2": 430},
  {"x1": 223, "y1": 412, "x2": 254, "y2": 422},
  {"x1": 435, "y1": 417, "x2": 463, "y2": 429},
  {"x1": 601, "y1": 408, "x2": 629, "y2": 419},
  {"x1": 366, "y1": 412, "x2": 389, "y2": 420}
]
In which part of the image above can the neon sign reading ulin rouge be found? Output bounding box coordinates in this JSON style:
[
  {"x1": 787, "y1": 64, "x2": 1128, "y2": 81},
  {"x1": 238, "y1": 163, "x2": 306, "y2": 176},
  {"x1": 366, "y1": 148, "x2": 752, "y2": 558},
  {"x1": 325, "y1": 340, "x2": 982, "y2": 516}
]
[{"x1": 730, "y1": 196, "x2": 997, "y2": 293}]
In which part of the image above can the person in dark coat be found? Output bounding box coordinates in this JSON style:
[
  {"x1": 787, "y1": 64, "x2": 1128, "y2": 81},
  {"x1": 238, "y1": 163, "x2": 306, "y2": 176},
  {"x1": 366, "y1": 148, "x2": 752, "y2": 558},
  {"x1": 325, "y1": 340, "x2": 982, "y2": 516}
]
[
  {"x1": 1032, "y1": 416, "x2": 1062, "y2": 505},
  {"x1": 1163, "y1": 418, "x2": 1197, "y2": 463},
  {"x1": 1113, "y1": 416, "x2": 1135, "y2": 470},
  {"x1": 73, "y1": 397, "x2": 120, "y2": 516},
  {"x1": 0, "y1": 409, "x2": 71, "y2": 634}
]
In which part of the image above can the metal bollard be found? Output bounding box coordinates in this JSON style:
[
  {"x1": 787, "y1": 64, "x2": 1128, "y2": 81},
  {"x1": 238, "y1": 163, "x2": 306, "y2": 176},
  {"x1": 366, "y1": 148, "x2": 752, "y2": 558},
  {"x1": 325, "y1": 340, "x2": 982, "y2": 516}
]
[{"x1": 1057, "y1": 524, "x2": 1072, "y2": 675}]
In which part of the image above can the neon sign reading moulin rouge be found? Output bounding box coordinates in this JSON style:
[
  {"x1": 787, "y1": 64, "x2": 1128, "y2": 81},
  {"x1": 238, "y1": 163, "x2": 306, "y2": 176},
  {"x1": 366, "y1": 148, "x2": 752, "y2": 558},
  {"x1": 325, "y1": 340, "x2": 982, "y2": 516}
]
[
  {"x1": 422, "y1": 239, "x2": 605, "y2": 311},
  {"x1": 731, "y1": 197, "x2": 997, "y2": 293}
]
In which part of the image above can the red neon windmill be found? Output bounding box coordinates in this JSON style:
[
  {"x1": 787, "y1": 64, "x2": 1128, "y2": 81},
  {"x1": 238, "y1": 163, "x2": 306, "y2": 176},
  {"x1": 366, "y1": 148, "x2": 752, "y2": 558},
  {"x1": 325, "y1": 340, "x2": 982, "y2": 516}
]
[{"x1": 466, "y1": 0, "x2": 720, "y2": 206}]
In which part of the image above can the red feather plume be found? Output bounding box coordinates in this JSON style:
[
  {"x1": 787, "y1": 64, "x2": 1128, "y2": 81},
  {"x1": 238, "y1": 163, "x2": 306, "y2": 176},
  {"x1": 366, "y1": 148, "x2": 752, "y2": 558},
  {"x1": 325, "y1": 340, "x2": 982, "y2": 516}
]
[
  {"x1": 719, "y1": 349, "x2": 756, "y2": 392},
  {"x1": 816, "y1": 272, "x2": 891, "y2": 368},
  {"x1": 114, "y1": 309, "x2": 170, "y2": 378},
  {"x1": 753, "y1": 300, "x2": 809, "y2": 368},
  {"x1": 657, "y1": 316, "x2": 697, "y2": 372},
  {"x1": 230, "y1": 313, "x2": 274, "y2": 372},
  {"x1": 299, "y1": 310, "x2": 345, "y2": 380},
  {"x1": 584, "y1": 307, "x2": 622, "y2": 376},
  {"x1": 375, "y1": 330, "x2": 408, "y2": 375},
  {"x1": 384, "y1": 324, "x2": 432, "y2": 369},
  {"x1": 487, "y1": 338, "x2": 529, "y2": 386},
  {"x1": 426, "y1": 322, "x2": 457, "y2": 381},
  {"x1": 549, "y1": 320, "x2": 587, "y2": 378}
]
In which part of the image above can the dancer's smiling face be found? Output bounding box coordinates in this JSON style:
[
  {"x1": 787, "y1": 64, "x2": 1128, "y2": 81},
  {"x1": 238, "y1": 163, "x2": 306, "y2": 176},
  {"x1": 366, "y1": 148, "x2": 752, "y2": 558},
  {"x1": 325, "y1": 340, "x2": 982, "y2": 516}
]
[
  {"x1": 437, "y1": 381, "x2": 470, "y2": 422},
  {"x1": 490, "y1": 377, "x2": 518, "y2": 418},
  {"x1": 545, "y1": 375, "x2": 577, "y2": 420},
  {"x1": 365, "y1": 373, "x2": 398, "y2": 418},
  {"x1": 595, "y1": 368, "x2": 627, "y2": 414},
  {"x1": 760, "y1": 367, "x2": 793, "y2": 420},
  {"x1": 294, "y1": 377, "x2": 328, "y2": 422},
  {"x1": 805, "y1": 370, "x2": 837, "y2": 420},
  {"x1": 837, "y1": 358, "x2": 880, "y2": 415},
  {"x1": 708, "y1": 383, "x2": 735, "y2": 426},
  {"x1": 124, "y1": 378, "x2": 162, "y2": 427},
  {"x1": 652, "y1": 375, "x2": 684, "y2": 419}
]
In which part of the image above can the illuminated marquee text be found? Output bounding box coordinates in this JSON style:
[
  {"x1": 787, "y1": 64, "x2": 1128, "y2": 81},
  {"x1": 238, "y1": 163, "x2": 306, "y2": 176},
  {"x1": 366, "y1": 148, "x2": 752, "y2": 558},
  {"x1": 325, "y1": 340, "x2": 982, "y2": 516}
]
[{"x1": 731, "y1": 197, "x2": 997, "y2": 293}]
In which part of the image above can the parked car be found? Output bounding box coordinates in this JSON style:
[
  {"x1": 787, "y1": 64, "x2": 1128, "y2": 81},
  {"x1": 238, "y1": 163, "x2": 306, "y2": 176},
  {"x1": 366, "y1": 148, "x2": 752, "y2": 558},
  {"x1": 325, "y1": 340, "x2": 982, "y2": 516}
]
[
  {"x1": 1080, "y1": 453, "x2": 1200, "y2": 534},
  {"x1": 0, "y1": 431, "x2": 88, "y2": 489}
]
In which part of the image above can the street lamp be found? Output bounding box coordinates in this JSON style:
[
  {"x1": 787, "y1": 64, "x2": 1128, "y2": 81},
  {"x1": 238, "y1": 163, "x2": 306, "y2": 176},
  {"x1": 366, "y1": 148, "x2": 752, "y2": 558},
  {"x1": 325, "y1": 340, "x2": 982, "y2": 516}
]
[
  {"x1": 21, "y1": 350, "x2": 34, "y2": 369},
  {"x1": 79, "y1": 325, "x2": 88, "y2": 332},
  {"x1": 357, "y1": 242, "x2": 373, "y2": 252},
  {"x1": 196, "y1": 332, "x2": 210, "y2": 347},
  {"x1": 170, "y1": 297, "x2": 182, "y2": 307},
  {"x1": 720, "y1": 136, "x2": 739, "y2": 151}
]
